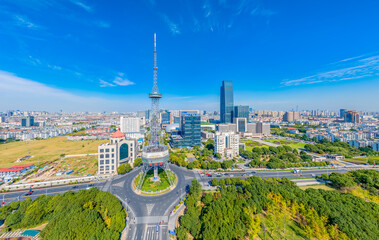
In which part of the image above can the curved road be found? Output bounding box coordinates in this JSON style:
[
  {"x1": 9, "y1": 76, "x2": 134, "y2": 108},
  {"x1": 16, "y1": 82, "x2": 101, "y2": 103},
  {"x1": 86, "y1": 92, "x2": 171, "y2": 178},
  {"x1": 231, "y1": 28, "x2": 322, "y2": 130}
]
[{"x1": 110, "y1": 164, "x2": 195, "y2": 240}]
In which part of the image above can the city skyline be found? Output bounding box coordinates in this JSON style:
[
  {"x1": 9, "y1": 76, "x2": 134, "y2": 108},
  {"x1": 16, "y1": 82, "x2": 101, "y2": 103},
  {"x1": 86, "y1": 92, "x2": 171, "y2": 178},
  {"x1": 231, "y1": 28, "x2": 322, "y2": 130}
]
[{"x1": 0, "y1": 1, "x2": 379, "y2": 112}]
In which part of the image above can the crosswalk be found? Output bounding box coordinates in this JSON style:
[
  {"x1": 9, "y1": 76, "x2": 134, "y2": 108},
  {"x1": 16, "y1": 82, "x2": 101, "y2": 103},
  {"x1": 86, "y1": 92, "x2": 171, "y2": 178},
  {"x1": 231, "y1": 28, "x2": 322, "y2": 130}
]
[
  {"x1": 145, "y1": 225, "x2": 167, "y2": 240},
  {"x1": 0, "y1": 230, "x2": 40, "y2": 239}
]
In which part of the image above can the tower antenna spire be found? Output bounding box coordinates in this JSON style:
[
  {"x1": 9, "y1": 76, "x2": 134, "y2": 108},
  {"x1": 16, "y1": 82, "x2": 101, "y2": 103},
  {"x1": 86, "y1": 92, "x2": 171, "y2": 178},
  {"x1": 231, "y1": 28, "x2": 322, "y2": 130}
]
[
  {"x1": 153, "y1": 33, "x2": 158, "y2": 93},
  {"x1": 140, "y1": 33, "x2": 172, "y2": 187}
]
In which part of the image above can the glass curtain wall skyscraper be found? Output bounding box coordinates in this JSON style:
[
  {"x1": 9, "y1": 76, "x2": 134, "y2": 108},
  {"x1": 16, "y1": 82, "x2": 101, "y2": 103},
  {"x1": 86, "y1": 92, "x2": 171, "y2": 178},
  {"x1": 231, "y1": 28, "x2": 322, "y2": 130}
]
[
  {"x1": 220, "y1": 80, "x2": 234, "y2": 123},
  {"x1": 234, "y1": 105, "x2": 249, "y2": 122}
]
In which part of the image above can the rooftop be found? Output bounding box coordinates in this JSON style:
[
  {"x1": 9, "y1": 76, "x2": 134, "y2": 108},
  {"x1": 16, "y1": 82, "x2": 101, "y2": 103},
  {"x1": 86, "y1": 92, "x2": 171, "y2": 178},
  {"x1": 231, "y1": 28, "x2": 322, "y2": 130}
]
[
  {"x1": 111, "y1": 130, "x2": 125, "y2": 138},
  {"x1": 9, "y1": 164, "x2": 33, "y2": 169}
]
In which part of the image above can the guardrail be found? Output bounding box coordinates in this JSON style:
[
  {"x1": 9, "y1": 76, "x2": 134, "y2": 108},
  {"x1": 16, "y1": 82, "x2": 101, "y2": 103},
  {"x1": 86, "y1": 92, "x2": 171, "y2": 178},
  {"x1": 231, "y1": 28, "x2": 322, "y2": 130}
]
[{"x1": 0, "y1": 175, "x2": 112, "y2": 191}]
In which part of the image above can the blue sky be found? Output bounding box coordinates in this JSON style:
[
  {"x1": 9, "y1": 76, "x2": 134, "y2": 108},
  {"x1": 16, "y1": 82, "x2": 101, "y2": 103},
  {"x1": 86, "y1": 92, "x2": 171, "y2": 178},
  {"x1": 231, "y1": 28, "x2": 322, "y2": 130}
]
[{"x1": 0, "y1": 0, "x2": 378, "y2": 112}]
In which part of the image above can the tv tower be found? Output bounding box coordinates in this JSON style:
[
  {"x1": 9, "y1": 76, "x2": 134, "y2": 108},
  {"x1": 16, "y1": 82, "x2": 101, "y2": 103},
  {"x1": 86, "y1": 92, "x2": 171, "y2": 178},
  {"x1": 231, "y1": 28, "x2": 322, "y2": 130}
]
[
  {"x1": 139, "y1": 33, "x2": 172, "y2": 188},
  {"x1": 149, "y1": 33, "x2": 162, "y2": 146}
]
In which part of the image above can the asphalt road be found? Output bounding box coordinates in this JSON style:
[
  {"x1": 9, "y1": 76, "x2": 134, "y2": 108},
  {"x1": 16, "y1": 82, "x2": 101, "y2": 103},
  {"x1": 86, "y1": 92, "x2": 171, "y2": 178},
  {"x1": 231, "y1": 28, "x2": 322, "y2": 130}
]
[
  {"x1": 196, "y1": 168, "x2": 357, "y2": 187},
  {"x1": 0, "y1": 164, "x2": 376, "y2": 240},
  {"x1": 0, "y1": 181, "x2": 105, "y2": 206},
  {"x1": 110, "y1": 164, "x2": 195, "y2": 240}
]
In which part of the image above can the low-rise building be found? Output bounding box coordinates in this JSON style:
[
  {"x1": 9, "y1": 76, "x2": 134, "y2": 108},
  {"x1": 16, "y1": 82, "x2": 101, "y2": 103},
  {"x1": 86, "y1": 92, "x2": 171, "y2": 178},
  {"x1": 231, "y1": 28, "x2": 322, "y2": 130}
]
[
  {"x1": 98, "y1": 131, "x2": 137, "y2": 175},
  {"x1": 201, "y1": 131, "x2": 214, "y2": 140},
  {"x1": 0, "y1": 164, "x2": 35, "y2": 178},
  {"x1": 325, "y1": 154, "x2": 345, "y2": 160}
]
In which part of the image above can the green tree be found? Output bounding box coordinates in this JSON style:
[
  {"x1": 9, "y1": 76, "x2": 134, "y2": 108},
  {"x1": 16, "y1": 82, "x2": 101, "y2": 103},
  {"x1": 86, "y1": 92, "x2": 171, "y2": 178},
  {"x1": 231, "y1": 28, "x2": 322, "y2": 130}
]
[
  {"x1": 117, "y1": 163, "x2": 132, "y2": 174},
  {"x1": 133, "y1": 158, "x2": 143, "y2": 168}
]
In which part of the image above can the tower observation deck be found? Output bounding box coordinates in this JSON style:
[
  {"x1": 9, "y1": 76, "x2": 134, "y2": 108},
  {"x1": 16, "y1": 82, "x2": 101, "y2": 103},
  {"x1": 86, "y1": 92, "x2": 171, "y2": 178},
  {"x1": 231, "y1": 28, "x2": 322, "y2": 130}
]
[{"x1": 139, "y1": 33, "x2": 171, "y2": 187}]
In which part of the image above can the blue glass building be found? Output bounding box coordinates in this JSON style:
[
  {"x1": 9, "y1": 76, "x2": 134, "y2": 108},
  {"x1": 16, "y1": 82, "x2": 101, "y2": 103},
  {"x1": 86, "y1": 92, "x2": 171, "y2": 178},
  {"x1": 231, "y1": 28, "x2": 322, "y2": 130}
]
[
  {"x1": 234, "y1": 105, "x2": 249, "y2": 122},
  {"x1": 220, "y1": 80, "x2": 234, "y2": 123},
  {"x1": 180, "y1": 114, "x2": 201, "y2": 147},
  {"x1": 170, "y1": 112, "x2": 201, "y2": 148},
  {"x1": 161, "y1": 110, "x2": 171, "y2": 125}
]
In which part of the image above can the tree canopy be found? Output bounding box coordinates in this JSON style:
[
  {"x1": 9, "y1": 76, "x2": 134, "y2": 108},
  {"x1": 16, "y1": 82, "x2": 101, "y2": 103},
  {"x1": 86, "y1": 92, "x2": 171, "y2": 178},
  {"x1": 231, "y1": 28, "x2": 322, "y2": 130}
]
[
  {"x1": 117, "y1": 162, "x2": 132, "y2": 174},
  {"x1": 176, "y1": 172, "x2": 379, "y2": 240},
  {"x1": 0, "y1": 188, "x2": 126, "y2": 240}
]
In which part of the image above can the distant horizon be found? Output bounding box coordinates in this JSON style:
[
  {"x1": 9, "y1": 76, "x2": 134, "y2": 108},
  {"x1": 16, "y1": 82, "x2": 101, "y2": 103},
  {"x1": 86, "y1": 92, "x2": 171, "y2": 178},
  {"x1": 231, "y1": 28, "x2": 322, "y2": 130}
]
[
  {"x1": 0, "y1": 1, "x2": 378, "y2": 112},
  {"x1": 2, "y1": 107, "x2": 379, "y2": 114}
]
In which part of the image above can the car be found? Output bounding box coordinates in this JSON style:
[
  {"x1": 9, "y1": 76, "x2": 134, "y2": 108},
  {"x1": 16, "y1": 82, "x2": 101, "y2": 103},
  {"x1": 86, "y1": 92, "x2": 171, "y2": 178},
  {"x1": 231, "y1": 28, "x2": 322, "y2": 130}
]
[
  {"x1": 230, "y1": 174, "x2": 234, "y2": 177},
  {"x1": 156, "y1": 225, "x2": 159, "y2": 232},
  {"x1": 25, "y1": 190, "x2": 33, "y2": 196},
  {"x1": 72, "y1": 185, "x2": 78, "y2": 189},
  {"x1": 88, "y1": 184, "x2": 94, "y2": 187}
]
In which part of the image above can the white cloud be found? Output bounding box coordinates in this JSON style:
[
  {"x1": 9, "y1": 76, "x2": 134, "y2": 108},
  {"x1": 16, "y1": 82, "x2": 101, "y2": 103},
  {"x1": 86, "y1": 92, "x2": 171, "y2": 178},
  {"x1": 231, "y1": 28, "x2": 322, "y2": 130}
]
[
  {"x1": 27, "y1": 56, "x2": 62, "y2": 71},
  {"x1": 99, "y1": 79, "x2": 115, "y2": 87},
  {"x1": 70, "y1": 0, "x2": 93, "y2": 12},
  {"x1": 99, "y1": 73, "x2": 135, "y2": 87},
  {"x1": 282, "y1": 55, "x2": 379, "y2": 86},
  {"x1": 14, "y1": 15, "x2": 40, "y2": 29},
  {"x1": 0, "y1": 71, "x2": 145, "y2": 112},
  {"x1": 162, "y1": 15, "x2": 180, "y2": 35},
  {"x1": 113, "y1": 77, "x2": 135, "y2": 86}
]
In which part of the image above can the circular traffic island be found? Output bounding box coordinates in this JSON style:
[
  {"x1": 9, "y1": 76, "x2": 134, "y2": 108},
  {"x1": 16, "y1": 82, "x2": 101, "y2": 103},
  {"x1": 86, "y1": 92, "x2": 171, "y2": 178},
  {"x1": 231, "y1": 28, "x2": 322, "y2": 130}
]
[{"x1": 133, "y1": 168, "x2": 177, "y2": 195}]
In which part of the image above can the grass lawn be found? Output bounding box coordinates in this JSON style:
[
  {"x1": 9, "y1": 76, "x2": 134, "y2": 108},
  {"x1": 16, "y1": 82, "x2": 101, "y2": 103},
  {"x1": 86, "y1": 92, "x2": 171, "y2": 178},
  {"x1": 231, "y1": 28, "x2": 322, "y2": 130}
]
[
  {"x1": 299, "y1": 184, "x2": 336, "y2": 191},
  {"x1": 264, "y1": 138, "x2": 306, "y2": 149},
  {"x1": 137, "y1": 168, "x2": 176, "y2": 192},
  {"x1": 345, "y1": 156, "x2": 379, "y2": 164},
  {"x1": 0, "y1": 136, "x2": 107, "y2": 168},
  {"x1": 241, "y1": 140, "x2": 264, "y2": 151},
  {"x1": 200, "y1": 121, "x2": 215, "y2": 125},
  {"x1": 55, "y1": 155, "x2": 98, "y2": 176}
]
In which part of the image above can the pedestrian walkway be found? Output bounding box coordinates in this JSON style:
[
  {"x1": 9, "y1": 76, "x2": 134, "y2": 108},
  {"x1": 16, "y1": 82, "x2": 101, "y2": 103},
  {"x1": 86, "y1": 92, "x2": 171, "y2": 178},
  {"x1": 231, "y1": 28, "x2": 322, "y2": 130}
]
[
  {"x1": 168, "y1": 203, "x2": 185, "y2": 232},
  {"x1": 0, "y1": 230, "x2": 40, "y2": 239},
  {"x1": 136, "y1": 216, "x2": 168, "y2": 224},
  {"x1": 102, "y1": 177, "x2": 113, "y2": 191}
]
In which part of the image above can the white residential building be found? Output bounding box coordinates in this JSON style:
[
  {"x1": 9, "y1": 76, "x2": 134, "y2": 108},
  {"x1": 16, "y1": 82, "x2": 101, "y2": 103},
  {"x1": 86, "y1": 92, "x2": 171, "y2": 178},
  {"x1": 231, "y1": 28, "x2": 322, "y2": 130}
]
[
  {"x1": 120, "y1": 117, "x2": 140, "y2": 134},
  {"x1": 215, "y1": 131, "x2": 240, "y2": 158}
]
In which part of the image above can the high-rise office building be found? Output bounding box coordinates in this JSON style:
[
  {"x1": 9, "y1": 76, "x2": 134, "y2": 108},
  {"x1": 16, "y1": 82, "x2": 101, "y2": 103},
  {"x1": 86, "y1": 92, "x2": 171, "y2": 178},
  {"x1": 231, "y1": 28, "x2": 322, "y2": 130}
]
[
  {"x1": 340, "y1": 109, "x2": 347, "y2": 118},
  {"x1": 21, "y1": 116, "x2": 34, "y2": 127},
  {"x1": 180, "y1": 113, "x2": 201, "y2": 147},
  {"x1": 173, "y1": 116, "x2": 180, "y2": 124},
  {"x1": 283, "y1": 111, "x2": 300, "y2": 122},
  {"x1": 120, "y1": 117, "x2": 140, "y2": 133},
  {"x1": 256, "y1": 122, "x2": 271, "y2": 136},
  {"x1": 234, "y1": 105, "x2": 249, "y2": 122},
  {"x1": 220, "y1": 80, "x2": 234, "y2": 124},
  {"x1": 145, "y1": 110, "x2": 151, "y2": 121},
  {"x1": 236, "y1": 118, "x2": 247, "y2": 133},
  {"x1": 344, "y1": 110, "x2": 360, "y2": 124},
  {"x1": 161, "y1": 110, "x2": 171, "y2": 125}
]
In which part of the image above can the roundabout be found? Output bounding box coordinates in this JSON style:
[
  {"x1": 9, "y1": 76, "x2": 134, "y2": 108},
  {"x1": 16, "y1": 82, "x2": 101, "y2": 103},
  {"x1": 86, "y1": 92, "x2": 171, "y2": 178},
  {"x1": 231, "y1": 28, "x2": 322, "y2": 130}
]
[{"x1": 132, "y1": 168, "x2": 178, "y2": 195}]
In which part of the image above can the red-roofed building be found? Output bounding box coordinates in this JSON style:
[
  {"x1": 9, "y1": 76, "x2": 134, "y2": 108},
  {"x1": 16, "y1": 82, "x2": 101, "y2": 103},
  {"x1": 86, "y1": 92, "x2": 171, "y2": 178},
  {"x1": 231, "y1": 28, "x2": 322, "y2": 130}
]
[
  {"x1": 9, "y1": 164, "x2": 35, "y2": 171},
  {"x1": 111, "y1": 130, "x2": 125, "y2": 139},
  {"x1": 0, "y1": 164, "x2": 35, "y2": 178},
  {"x1": 9, "y1": 164, "x2": 33, "y2": 169}
]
